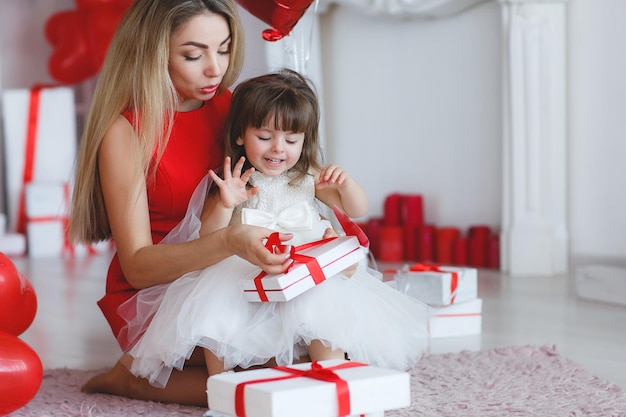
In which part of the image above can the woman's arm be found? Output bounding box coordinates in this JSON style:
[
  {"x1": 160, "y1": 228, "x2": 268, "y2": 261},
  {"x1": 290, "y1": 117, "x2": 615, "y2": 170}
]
[
  {"x1": 99, "y1": 117, "x2": 291, "y2": 289},
  {"x1": 314, "y1": 164, "x2": 369, "y2": 218}
]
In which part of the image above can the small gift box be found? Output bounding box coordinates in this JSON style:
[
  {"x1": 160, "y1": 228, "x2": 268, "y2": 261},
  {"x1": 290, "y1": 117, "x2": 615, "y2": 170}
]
[
  {"x1": 25, "y1": 182, "x2": 113, "y2": 258},
  {"x1": 207, "y1": 359, "x2": 410, "y2": 417},
  {"x1": 1, "y1": 86, "x2": 77, "y2": 233},
  {"x1": 241, "y1": 236, "x2": 365, "y2": 302},
  {"x1": 428, "y1": 298, "x2": 482, "y2": 338},
  {"x1": 394, "y1": 263, "x2": 478, "y2": 306},
  {"x1": 25, "y1": 182, "x2": 70, "y2": 258}
]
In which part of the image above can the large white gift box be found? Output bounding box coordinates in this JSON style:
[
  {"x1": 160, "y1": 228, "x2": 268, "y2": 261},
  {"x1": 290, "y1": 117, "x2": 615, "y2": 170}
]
[
  {"x1": 207, "y1": 359, "x2": 410, "y2": 417},
  {"x1": 241, "y1": 236, "x2": 364, "y2": 302},
  {"x1": 428, "y1": 298, "x2": 482, "y2": 338},
  {"x1": 394, "y1": 264, "x2": 478, "y2": 306},
  {"x1": 1, "y1": 86, "x2": 77, "y2": 233}
]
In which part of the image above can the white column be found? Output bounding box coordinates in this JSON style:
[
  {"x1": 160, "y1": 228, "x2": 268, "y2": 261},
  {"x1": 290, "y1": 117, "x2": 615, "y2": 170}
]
[{"x1": 499, "y1": 0, "x2": 569, "y2": 276}]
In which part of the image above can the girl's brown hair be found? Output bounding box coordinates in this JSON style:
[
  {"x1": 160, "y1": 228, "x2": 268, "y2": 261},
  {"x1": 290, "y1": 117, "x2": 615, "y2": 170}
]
[{"x1": 224, "y1": 68, "x2": 323, "y2": 183}]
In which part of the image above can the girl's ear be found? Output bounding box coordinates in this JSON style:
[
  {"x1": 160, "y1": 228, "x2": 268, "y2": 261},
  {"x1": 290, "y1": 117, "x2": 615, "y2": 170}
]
[{"x1": 236, "y1": 137, "x2": 244, "y2": 146}]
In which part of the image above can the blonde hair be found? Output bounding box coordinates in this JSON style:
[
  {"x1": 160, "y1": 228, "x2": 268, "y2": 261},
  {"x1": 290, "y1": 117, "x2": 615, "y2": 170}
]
[{"x1": 70, "y1": 0, "x2": 244, "y2": 243}]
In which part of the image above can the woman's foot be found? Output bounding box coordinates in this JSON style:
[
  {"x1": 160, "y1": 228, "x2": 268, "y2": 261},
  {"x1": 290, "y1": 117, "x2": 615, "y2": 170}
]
[{"x1": 81, "y1": 359, "x2": 135, "y2": 396}]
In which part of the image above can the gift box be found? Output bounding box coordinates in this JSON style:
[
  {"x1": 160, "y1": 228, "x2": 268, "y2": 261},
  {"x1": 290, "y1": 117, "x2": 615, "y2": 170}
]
[
  {"x1": 0, "y1": 213, "x2": 26, "y2": 256},
  {"x1": 241, "y1": 236, "x2": 365, "y2": 302},
  {"x1": 25, "y1": 182, "x2": 113, "y2": 258},
  {"x1": 207, "y1": 359, "x2": 410, "y2": 417},
  {"x1": 25, "y1": 182, "x2": 70, "y2": 258},
  {"x1": 428, "y1": 298, "x2": 482, "y2": 338},
  {"x1": 1, "y1": 86, "x2": 77, "y2": 233},
  {"x1": 394, "y1": 263, "x2": 477, "y2": 306},
  {"x1": 575, "y1": 264, "x2": 626, "y2": 307}
]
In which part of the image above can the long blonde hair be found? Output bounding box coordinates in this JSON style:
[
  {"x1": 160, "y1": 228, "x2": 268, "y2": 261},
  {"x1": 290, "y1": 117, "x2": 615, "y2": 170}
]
[{"x1": 70, "y1": 0, "x2": 244, "y2": 243}]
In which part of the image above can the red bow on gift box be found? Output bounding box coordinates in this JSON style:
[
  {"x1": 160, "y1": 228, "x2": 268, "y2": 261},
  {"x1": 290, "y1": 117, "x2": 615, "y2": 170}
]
[
  {"x1": 234, "y1": 361, "x2": 367, "y2": 417},
  {"x1": 409, "y1": 263, "x2": 459, "y2": 304}
]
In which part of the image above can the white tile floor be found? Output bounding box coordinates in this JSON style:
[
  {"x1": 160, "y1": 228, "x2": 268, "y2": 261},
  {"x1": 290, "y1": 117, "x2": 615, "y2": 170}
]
[{"x1": 11, "y1": 253, "x2": 626, "y2": 389}]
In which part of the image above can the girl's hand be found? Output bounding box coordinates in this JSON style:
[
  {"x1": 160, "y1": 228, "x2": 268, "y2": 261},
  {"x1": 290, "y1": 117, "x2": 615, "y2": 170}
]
[
  {"x1": 316, "y1": 164, "x2": 351, "y2": 190},
  {"x1": 209, "y1": 156, "x2": 257, "y2": 209}
]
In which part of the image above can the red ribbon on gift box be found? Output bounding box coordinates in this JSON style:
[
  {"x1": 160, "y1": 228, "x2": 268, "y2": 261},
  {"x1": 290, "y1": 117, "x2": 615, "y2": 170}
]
[
  {"x1": 409, "y1": 263, "x2": 459, "y2": 304},
  {"x1": 253, "y1": 233, "x2": 336, "y2": 302},
  {"x1": 234, "y1": 361, "x2": 367, "y2": 417}
]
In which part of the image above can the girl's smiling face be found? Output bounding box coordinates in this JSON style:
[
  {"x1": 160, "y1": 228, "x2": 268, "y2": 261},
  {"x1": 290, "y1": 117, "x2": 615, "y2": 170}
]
[
  {"x1": 237, "y1": 124, "x2": 305, "y2": 176},
  {"x1": 168, "y1": 12, "x2": 231, "y2": 111}
]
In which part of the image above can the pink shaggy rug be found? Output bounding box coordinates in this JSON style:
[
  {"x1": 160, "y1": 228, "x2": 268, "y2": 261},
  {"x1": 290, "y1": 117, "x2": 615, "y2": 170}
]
[{"x1": 8, "y1": 345, "x2": 626, "y2": 417}]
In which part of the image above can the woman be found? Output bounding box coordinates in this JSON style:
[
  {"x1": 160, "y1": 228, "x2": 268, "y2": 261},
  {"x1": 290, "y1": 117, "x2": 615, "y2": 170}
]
[{"x1": 70, "y1": 0, "x2": 299, "y2": 406}]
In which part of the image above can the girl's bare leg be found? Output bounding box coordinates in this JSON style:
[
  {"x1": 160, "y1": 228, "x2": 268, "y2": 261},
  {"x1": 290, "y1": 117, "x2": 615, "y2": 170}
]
[
  {"x1": 308, "y1": 339, "x2": 345, "y2": 362},
  {"x1": 82, "y1": 349, "x2": 210, "y2": 407},
  {"x1": 203, "y1": 348, "x2": 228, "y2": 376}
]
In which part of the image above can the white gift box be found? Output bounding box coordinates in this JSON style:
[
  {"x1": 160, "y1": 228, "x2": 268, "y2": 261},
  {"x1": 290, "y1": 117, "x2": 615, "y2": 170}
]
[
  {"x1": 25, "y1": 182, "x2": 70, "y2": 258},
  {"x1": 207, "y1": 359, "x2": 410, "y2": 417},
  {"x1": 0, "y1": 233, "x2": 27, "y2": 256},
  {"x1": 24, "y1": 182, "x2": 113, "y2": 258},
  {"x1": 394, "y1": 265, "x2": 478, "y2": 306},
  {"x1": 1, "y1": 86, "x2": 77, "y2": 233},
  {"x1": 575, "y1": 264, "x2": 626, "y2": 307},
  {"x1": 428, "y1": 298, "x2": 482, "y2": 338},
  {"x1": 241, "y1": 236, "x2": 365, "y2": 302}
]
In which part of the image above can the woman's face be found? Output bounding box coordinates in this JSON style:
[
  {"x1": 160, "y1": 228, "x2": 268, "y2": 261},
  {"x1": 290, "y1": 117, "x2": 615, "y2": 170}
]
[{"x1": 169, "y1": 12, "x2": 231, "y2": 111}]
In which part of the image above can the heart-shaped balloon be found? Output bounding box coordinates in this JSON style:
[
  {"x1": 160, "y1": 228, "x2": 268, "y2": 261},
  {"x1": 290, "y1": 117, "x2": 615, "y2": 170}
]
[
  {"x1": 45, "y1": 0, "x2": 132, "y2": 84},
  {"x1": 237, "y1": 0, "x2": 316, "y2": 41},
  {"x1": 0, "y1": 332, "x2": 43, "y2": 415},
  {"x1": 0, "y1": 253, "x2": 37, "y2": 336}
]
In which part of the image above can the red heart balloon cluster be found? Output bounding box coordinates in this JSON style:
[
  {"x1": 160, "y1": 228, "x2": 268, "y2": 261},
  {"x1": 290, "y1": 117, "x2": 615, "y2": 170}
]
[
  {"x1": 45, "y1": 0, "x2": 133, "y2": 84},
  {"x1": 0, "y1": 253, "x2": 42, "y2": 415},
  {"x1": 237, "y1": 0, "x2": 316, "y2": 41}
]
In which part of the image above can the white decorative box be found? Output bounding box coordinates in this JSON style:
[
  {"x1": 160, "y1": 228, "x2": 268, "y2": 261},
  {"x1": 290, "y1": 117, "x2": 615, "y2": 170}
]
[
  {"x1": 575, "y1": 264, "x2": 626, "y2": 307},
  {"x1": 0, "y1": 213, "x2": 26, "y2": 256},
  {"x1": 25, "y1": 182, "x2": 69, "y2": 258},
  {"x1": 428, "y1": 298, "x2": 482, "y2": 338},
  {"x1": 1, "y1": 86, "x2": 77, "y2": 233},
  {"x1": 241, "y1": 236, "x2": 364, "y2": 302},
  {"x1": 394, "y1": 264, "x2": 478, "y2": 306},
  {"x1": 207, "y1": 359, "x2": 410, "y2": 417}
]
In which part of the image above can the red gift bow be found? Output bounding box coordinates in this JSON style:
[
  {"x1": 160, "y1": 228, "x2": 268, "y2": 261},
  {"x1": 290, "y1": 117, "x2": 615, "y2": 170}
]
[
  {"x1": 253, "y1": 233, "x2": 336, "y2": 302},
  {"x1": 234, "y1": 361, "x2": 367, "y2": 417},
  {"x1": 409, "y1": 263, "x2": 459, "y2": 304}
]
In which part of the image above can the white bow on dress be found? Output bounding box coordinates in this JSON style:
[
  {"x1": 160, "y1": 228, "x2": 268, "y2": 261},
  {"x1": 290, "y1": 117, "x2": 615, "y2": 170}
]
[{"x1": 241, "y1": 201, "x2": 313, "y2": 231}]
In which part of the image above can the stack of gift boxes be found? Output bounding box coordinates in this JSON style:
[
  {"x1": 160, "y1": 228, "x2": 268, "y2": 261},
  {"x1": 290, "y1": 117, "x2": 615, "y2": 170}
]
[
  {"x1": 360, "y1": 193, "x2": 485, "y2": 339},
  {"x1": 359, "y1": 192, "x2": 500, "y2": 269},
  {"x1": 1, "y1": 86, "x2": 111, "y2": 258}
]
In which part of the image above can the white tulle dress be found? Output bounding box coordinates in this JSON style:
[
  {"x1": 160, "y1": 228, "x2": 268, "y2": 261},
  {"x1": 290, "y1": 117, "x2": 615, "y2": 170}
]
[{"x1": 118, "y1": 171, "x2": 432, "y2": 388}]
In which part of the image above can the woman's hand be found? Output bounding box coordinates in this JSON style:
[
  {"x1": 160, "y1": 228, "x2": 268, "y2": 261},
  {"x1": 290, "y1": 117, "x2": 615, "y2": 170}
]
[{"x1": 225, "y1": 224, "x2": 294, "y2": 274}]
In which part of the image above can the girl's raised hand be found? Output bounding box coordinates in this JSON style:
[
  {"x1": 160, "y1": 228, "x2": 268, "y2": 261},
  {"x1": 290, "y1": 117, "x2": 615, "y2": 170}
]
[
  {"x1": 209, "y1": 156, "x2": 258, "y2": 209},
  {"x1": 316, "y1": 164, "x2": 350, "y2": 190}
]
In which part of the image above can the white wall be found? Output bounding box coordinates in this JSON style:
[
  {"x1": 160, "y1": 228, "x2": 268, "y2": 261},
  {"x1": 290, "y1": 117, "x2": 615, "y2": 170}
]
[
  {"x1": 1, "y1": 0, "x2": 624, "y2": 266},
  {"x1": 569, "y1": 0, "x2": 626, "y2": 264},
  {"x1": 319, "y1": 3, "x2": 502, "y2": 230}
]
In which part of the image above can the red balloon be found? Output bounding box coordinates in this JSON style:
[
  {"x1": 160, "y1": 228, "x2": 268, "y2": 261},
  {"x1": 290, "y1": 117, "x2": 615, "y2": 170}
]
[
  {"x1": 45, "y1": 0, "x2": 132, "y2": 84},
  {"x1": 0, "y1": 332, "x2": 43, "y2": 415},
  {"x1": 237, "y1": 0, "x2": 316, "y2": 41},
  {"x1": 0, "y1": 253, "x2": 37, "y2": 336}
]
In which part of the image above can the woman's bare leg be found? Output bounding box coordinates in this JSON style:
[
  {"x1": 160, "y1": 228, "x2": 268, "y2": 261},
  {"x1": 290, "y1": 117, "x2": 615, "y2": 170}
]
[
  {"x1": 82, "y1": 349, "x2": 210, "y2": 407},
  {"x1": 308, "y1": 340, "x2": 345, "y2": 362}
]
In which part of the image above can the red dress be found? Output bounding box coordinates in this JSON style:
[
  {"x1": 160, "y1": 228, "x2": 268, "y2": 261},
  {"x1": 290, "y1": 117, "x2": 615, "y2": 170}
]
[{"x1": 97, "y1": 93, "x2": 230, "y2": 349}]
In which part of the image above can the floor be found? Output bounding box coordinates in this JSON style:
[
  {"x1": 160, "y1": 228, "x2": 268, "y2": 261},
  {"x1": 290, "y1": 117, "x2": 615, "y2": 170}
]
[{"x1": 11, "y1": 252, "x2": 626, "y2": 389}]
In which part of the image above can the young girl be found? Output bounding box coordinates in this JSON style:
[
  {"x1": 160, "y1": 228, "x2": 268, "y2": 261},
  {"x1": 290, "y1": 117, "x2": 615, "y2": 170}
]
[{"x1": 120, "y1": 69, "x2": 432, "y2": 388}]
